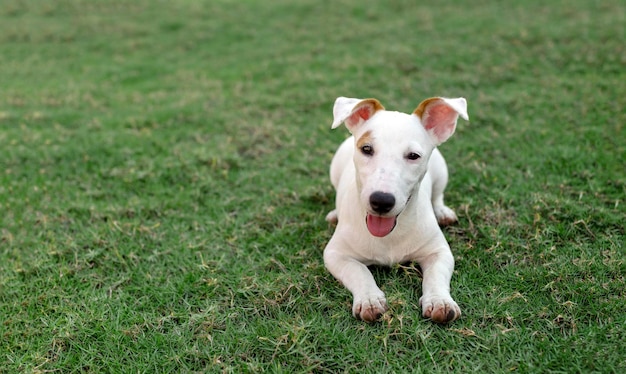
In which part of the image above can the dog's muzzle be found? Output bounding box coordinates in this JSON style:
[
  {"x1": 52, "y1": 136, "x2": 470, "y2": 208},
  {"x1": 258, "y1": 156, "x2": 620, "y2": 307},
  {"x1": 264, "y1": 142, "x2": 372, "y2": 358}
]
[{"x1": 366, "y1": 192, "x2": 397, "y2": 237}]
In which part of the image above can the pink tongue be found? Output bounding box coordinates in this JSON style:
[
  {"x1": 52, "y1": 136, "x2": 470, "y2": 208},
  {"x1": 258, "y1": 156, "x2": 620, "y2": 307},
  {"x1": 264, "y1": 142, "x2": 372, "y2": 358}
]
[{"x1": 366, "y1": 214, "x2": 397, "y2": 237}]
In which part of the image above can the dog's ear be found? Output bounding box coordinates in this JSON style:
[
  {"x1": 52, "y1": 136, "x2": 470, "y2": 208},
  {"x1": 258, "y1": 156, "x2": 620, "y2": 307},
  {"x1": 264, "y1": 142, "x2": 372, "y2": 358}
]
[
  {"x1": 331, "y1": 97, "x2": 385, "y2": 131},
  {"x1": 414, "y1": 97, "x2": 469, "y2": 144}
]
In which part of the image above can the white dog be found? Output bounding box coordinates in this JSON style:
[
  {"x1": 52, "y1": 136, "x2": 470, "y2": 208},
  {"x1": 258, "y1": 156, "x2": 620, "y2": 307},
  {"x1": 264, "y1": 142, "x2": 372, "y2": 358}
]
[{"x1": 324, "y1": 96, "x2": 468, "y2": 323}]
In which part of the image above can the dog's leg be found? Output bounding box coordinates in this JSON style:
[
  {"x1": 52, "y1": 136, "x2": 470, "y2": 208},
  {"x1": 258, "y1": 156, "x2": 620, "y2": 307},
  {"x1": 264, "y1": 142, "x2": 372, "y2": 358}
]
[
  {"x1": 324, "y1": 247, "x2": 388, "y2": 322},
  {"x1": 417, "y1": 246, "x2": 461, "y2": 323},
  {"x1": 429, "y1": 149, "x2": 458, "y2": 226}
]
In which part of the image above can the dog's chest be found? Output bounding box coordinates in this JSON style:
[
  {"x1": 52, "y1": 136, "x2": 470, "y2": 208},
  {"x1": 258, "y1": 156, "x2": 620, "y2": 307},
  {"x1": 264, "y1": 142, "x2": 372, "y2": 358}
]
[{"x1": 353, "y1": 228, "x2": 433, "y2": 266}]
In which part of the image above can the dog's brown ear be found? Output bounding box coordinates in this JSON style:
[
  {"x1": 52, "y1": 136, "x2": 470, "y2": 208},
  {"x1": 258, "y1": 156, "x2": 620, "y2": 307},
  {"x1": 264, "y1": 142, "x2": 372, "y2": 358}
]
[
  {"x1": 331, "y1": 97, "x2": 384, "y2": 131},
  {"x1": 414, "y1": 97, "x2": 469, "y2": 145}
]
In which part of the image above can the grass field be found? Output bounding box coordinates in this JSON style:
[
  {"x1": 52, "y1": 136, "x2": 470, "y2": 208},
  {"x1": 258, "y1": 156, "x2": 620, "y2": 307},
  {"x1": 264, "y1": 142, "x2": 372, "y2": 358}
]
[{"x1": 1, "y1": 0, "x2": 624, "y2": 372}]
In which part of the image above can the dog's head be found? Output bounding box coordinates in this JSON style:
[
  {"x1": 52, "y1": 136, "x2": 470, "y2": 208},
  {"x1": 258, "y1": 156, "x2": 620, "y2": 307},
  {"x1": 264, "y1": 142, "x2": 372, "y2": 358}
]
[{"x1": 331, "y1": 96, "x2": 468, "y2": 237}]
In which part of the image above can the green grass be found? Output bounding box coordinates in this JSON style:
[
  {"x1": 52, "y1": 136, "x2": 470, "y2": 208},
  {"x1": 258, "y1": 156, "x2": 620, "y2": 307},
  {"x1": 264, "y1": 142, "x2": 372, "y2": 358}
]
[{"x1": 1, "y1": 0, "x2": 624, "y2": 372}]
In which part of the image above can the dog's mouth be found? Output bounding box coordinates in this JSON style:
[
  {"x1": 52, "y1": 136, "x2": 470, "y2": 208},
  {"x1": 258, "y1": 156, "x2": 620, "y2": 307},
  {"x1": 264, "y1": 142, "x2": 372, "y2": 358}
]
[{"x1": 366, "y1": 214, "x2": 397, "y2": 237}]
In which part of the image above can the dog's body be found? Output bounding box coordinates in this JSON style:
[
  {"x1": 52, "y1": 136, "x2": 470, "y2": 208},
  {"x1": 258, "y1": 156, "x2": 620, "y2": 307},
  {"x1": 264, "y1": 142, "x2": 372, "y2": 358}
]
[{"x1": 324, "y1": 96, "x2": 468, "y2": 323}]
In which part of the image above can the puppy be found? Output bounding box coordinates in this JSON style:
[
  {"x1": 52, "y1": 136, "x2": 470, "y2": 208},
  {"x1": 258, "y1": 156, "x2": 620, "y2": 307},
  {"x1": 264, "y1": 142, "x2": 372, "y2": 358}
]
[{"x1": 324, "y1": 96, "x2": 468, "y2": 323}]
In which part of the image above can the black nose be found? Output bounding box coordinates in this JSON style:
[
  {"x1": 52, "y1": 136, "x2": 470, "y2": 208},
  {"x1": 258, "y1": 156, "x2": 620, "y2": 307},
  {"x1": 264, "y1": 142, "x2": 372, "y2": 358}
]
[{"x1": 369, "y1": 192, "x2": 395, "y2": 214}]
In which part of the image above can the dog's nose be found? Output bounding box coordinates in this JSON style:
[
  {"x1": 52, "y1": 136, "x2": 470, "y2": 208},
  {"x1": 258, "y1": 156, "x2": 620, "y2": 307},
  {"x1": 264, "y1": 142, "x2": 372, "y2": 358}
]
[{"x1": 369, "y1": 192, "x2": 395, "y2": 214}]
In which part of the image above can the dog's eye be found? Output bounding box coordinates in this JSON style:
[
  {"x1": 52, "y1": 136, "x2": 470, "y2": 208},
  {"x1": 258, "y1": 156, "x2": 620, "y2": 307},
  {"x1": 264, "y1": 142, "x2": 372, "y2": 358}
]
[
  {"x1": 361, "y1": 145, "x2": 374, "y2": 156},
  {"x1": 407, "y1": 152, "x2": 421, "y2": 160}
]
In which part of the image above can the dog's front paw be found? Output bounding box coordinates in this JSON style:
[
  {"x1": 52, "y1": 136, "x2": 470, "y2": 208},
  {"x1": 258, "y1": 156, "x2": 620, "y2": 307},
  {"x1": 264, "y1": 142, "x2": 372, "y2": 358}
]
[
  {"x1": 419, "y1": 295, "x2": 461, "y2": 324},
  {"x1": 434, "y1": 205, "x2": 458, "y2": 227},
  {"x1": 353, "y1": 293, "x2": 388, "y2": 322}
]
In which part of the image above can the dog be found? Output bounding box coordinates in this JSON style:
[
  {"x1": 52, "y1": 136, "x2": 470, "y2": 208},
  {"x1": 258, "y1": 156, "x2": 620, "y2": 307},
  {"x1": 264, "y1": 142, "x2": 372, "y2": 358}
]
[{"x1": 324, "y1": 96, "x2": 468, "y2": 323}]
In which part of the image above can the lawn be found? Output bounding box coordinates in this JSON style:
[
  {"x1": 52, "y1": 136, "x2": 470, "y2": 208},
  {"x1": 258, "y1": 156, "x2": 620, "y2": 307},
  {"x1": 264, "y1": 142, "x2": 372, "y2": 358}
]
[{"x1": 1, "y1": 0, "x2": 624, "y2": 372}]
